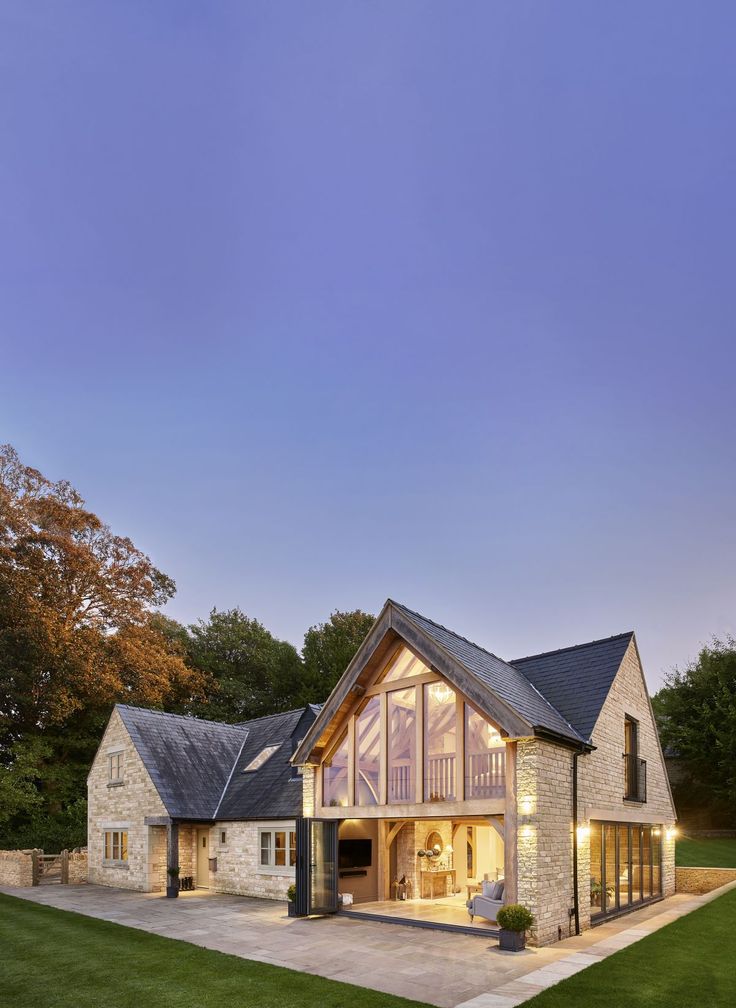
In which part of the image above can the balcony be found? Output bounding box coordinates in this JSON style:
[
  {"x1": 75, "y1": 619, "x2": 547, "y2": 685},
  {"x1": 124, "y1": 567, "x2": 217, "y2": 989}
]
[{"x1": 623, "y1": 753, "x2": 647, "y2": 803}]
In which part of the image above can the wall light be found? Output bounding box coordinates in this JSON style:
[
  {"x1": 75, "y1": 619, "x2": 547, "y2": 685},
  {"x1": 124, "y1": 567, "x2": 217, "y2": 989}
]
[
  {"x1": 576, "y1": 825, "x2": 590, "y2": 843},
  {"x1": 519, "y1": 796, "x2": 535, "y2": 816},
  {"x1": 666, "y1": 827, "x2": 677, "y2": 841}
]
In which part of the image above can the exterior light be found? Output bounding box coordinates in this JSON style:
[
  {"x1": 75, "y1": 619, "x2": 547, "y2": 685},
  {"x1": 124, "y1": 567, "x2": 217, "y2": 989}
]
[
  {"x1": 576, "y1": 825, "x2": 590, "y2": 842},
  {"x1": 519, "y1": 796, "x2": 534, "y2": 816},
  {"x1": 666, "y1": 827, "x2": 677, "y2": 841}
]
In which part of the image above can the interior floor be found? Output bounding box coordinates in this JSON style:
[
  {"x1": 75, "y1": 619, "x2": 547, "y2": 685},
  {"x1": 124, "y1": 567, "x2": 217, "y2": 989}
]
[{"x1": 341, "y1": 895, "x2": 499, "y2": 931}]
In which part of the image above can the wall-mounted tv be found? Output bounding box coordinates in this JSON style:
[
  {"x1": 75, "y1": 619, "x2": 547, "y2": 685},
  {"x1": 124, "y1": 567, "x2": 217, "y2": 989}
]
[{"x1": 339, "y1": 838, "x2": 372, "y2": 869}]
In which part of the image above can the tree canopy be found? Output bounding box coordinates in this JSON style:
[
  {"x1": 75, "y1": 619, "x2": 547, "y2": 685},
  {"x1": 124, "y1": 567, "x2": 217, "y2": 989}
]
[
  {"x1": 301, "y1": 609, "x2": 376, "y2": 703},
  {"x1": 652, "y1": 636, "x2": 736, "y2": 827}
]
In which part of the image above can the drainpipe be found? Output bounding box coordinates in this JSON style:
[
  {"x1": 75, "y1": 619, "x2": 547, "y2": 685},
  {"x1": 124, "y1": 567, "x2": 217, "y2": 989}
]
[{"x1": 571, "y1": 747, "x2": 583, "y2": 936}]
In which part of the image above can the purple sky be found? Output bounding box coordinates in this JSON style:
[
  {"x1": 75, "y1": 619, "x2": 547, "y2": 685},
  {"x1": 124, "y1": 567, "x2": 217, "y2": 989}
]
[{"x1": 2, "y1": 2, "x2": 735, "y2": 691}]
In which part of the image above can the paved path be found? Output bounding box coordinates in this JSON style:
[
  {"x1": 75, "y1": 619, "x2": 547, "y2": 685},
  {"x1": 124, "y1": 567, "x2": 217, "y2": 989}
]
[{"x1": 2, "y1": 882, "x2": 734, "y2": 1007}]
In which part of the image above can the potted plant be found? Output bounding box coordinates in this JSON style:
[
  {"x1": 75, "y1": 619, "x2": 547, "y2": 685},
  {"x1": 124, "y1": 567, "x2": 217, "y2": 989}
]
[
  {"x1": 166, "y1": 866, "x2": 180, "y2": 899},
  {"x1": 496, "y1": 904, "x2": 534, "y2": 951},
  {"x1": 287, "y1": 883, "x2": 297, "y2": 917}
]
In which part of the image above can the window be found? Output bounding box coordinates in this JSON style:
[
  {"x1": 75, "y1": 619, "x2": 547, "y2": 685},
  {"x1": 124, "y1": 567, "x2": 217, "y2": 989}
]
[
  {"x1": 381, "y1": 645, "x2": 431, "y2": 682},
  {"x1": 103, "y1": 830, "x2": 128, "y2": 864},
  {"x1": 624, "y1": 716, "x2": 646, "y2": 801},
  {"x1": 355, "y1": 696, "x2": 380, "y2": 805},
  {"x1": 108, "y1": 752, "x2": 124, "y2": 782},
  {"x1": 259, "y1": 829, "x2": 296, "y2": 871},
  {"x1": 220, "y1": 830, "x2": 227, "y2": 845},
  {"x1": 322, "y1": 733, "x2": 349, "y2": 807},
  {"x1": 243, "y1": 745, "x2": 280, "y2": 772},
  {"x1": 590, "y1": 820, "x2": 662, "y2": 919},
  {"x1": 388, "y1": 688, "x2": 416, "y2": 803},
  {"x1": 424, "y1": 682, "x2": 457, "y2": 801},
  {"x1": 465, "y1": 705, "x2": 505, "y2": 798}
]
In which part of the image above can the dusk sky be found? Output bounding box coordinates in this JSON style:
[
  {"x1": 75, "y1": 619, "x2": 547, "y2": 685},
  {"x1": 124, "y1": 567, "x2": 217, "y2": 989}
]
[{"x1": 2, "y1": 1, "x2": 735, "y2": 691}]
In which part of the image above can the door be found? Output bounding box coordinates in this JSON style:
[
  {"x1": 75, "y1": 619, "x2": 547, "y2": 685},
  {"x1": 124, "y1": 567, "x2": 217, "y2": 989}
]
[
  {"x1": 295, "y1": 817, "x2": 338, "y2": 916},
  {"x1": 196, "y1": 829, "x2": 210, "y2": 888}
]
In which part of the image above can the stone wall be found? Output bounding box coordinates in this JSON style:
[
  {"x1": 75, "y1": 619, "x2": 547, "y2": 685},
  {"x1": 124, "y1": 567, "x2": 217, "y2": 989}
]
[
  {"x1": 302, "y1": 765, "x2": 316, "y2": 816},
  {"x1": 212, "y1": 820, "x2": 295, "y2": 900},
  {"x1": 0, "y1": 851, "x2": 34, "y2": 887},
  {"x1": 515, "y1": 738, "x2": 576, "y2": 946},
  {"x1": 67, "y1": 851, "x2": 88, "y2": 884},
  {"x1": 675, "y1": 867, "x2": 736, "y2": 894},
  {"x1": 393, "y1": 819, "x2": 454, "y2": 899},
  {"x1": 87, "y1": 708, "x2": 167, "y2": 891}
]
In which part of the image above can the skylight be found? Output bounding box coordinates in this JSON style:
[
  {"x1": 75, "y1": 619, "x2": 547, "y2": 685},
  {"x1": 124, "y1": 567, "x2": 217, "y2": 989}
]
[{"x1": 243, "y1": 744, "x2": 280, "y2": 772}]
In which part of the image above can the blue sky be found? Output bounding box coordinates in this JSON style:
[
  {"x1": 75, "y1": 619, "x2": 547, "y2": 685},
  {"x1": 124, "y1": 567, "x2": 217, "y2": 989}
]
[{"x1": 2, "y1": 2, "x2": 735, "y2": 690}]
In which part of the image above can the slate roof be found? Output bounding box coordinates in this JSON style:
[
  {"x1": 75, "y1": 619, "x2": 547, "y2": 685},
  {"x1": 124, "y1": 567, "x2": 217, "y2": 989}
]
[
  {"x1": 391, "y1": 601, "x2": 585, "y2": 744},
  {"x1": 511, "y1": 632, "x2": 635, "y2": 742},
  {"x1": 216, "y1": 706, "x2": 316, "y2": 820},
  {"x1": 116, "y1": 703, "x2": 316, "y2": 821}
]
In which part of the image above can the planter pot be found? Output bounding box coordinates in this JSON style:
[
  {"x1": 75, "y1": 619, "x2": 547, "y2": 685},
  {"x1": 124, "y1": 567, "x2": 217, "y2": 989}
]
[
  {"x1": 166, "y1": 883, "x2": 179, "y2": 898},
  {"x1": 498, "y1": 929, "x2": 526, "y2": 952},
  {"x1": 287, "y1": 900, "x2": 297, "y2": 918}
]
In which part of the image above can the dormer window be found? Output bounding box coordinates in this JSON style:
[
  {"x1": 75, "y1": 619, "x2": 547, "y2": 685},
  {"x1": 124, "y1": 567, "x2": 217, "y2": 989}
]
[{"x1": 243, "y1": 745, "x2": 280, "y2": 772}]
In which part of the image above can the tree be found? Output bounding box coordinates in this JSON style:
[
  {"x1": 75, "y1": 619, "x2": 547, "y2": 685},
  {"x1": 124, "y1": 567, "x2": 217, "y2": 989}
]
[
  {"x1": 183, "y1": 608, "x2": 307, "y2": 722},
  {"x1": 652, "y1": 636, "x2": 736, "y2": 827},
  {"x1": 0, "y1": 444, "x2": 205, "y2": 847},
  {"x1": 301, "y1": 609, "x2": 376, "y2": 703}
]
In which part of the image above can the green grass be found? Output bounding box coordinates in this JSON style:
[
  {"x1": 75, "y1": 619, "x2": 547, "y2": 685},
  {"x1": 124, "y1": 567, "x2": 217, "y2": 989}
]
[
  {"x1": 676, "y1": 835, "x2": 736, "y2": 868},
  {"x1": 0, "y1": 893, "x2": 431, "y2": 1008},
  {"x1": 521, "y1": 887, "x2": 736, "y2": 1008}
]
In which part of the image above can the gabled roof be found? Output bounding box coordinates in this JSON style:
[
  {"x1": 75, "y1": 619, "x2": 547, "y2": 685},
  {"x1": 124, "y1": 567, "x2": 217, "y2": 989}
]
[
  {"x1": 391, "y1": 602, "x2": 585, "y2": 744},
  {"x1": 117, "y1": 705, "x2": 247, "y2": 820},
  {"x1": 116, "y1": 703, "x2": 317, "y2": 821},
  {"x1": 216, "y1": 705, "x2": 317, "y2": 819},
  {"x1": 511, "y1": 632, "x2": 635, "y2": 742}
]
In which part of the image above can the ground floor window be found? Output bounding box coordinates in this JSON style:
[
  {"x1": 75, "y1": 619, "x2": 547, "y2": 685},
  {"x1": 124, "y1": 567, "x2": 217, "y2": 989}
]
[
  {"x1": 590, "y1": 820, "x2": 662, "y2": 919},
  {"x1": 259, "y1": 829, "x2": 296, "y2": 871},
  {"x1": 103, "y1": 830, "x2": 128, "y2": 864}
]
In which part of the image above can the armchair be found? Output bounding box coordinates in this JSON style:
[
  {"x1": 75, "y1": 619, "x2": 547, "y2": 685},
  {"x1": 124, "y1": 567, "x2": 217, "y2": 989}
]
[{"x1": 467, "y1": 879, "x2": 505, "y2": 923}]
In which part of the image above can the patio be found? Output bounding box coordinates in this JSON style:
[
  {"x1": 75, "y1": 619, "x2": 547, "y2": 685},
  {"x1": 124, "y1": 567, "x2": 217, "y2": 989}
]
[{"x1": 2, "y1": 882, "x2": 733, "y2": 1008}]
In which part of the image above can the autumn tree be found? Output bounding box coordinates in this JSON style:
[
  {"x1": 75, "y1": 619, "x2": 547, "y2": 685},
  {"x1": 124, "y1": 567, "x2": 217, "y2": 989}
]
[
  {"x1": 0, "y1": 445, "x2": 204, "y2": 847},
  {"x1": 300, "y1": 609, "x2": 375, "y2": 703}
]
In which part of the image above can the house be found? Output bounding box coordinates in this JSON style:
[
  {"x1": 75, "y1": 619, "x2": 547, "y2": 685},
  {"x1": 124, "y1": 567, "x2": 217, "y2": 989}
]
[
  {"x1": 88, "y1": 599, "x2": 676, "y2": 947},
  {"x1": 291, "y1": 600, "x2": 677, "y2": 944},
  {"x1": 87, "y1": 702, "x2": 318, "y2": 899}
]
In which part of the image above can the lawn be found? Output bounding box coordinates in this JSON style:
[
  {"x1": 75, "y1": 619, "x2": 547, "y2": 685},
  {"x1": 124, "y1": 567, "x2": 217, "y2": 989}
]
[
  {"x1": 521, "y1": 887, "x2": 736, "y2": 1008},
  {"x1": 676, "y1": 835, "x2": 736, "y2": 868},
  {"x1": 0, "y1": 893, "x2": 431, "y2": 1008}
]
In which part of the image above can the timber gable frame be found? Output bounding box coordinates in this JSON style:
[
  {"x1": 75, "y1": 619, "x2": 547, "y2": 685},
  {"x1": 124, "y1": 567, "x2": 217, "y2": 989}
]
[{"x1": 292, "y1": 599, "x2": 589, "y2": 772}]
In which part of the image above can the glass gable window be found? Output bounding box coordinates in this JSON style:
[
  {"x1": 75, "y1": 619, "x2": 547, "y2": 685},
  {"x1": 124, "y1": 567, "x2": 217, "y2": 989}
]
[
  {"x1": 322, "y1": 733, "x2": 349, "y2": 807},
  {"x1": 424, "y1": 683, "x2": 457, "y2": 801},
  {"x1": 355, "y1": 696, "x2": 381, "y2": 805},
  {"x1": 464, "y1": 706, "x2": 505, "y2": 798},
  {"x1": 388, "y1": 688, "x2": 416, "y2": 803},
  {"x1": 382, "y1": 646, "x2": 430, "y2": 682}
]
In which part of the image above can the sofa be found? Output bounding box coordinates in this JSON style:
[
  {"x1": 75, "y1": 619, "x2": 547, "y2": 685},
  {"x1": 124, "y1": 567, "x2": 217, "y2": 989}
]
[{"x1": 467, "y1": 879, "x2": 505, "y2": 922}]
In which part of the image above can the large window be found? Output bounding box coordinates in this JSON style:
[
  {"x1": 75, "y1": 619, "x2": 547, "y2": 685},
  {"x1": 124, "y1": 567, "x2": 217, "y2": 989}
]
[
  {"x1": 355, "y1": 696, "x2": 380, "y2": 805},
  {"x1": 590, "y1": 820, "x2": 662, "y2": 919},
  {"x1": 465, "y1": 706, "x2": 505, "y2": 798},
  {"x1": 322, "y1": 733, "x2": 349, "y2": 807},
  {"x1": 103, "y1": 830, "x2": 128, "y2": 864},
  {"x1": 259, "y1": 829, "x2": 296, "y2": 872},
  {"x1": 389, "y1": 688, "x2": 416, "y2": 803},
  {"x1": 382, "y1": 647, "x2": 430, "y2": 682},
  {"x1": 424, "y1": 683, "x2": 457, "y2": 801}
]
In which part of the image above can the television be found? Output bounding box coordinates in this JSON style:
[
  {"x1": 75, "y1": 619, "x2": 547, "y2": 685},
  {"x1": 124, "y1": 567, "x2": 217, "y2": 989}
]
[{"x1": 339, "y1": 838, "x2": 372, "y2": 870}]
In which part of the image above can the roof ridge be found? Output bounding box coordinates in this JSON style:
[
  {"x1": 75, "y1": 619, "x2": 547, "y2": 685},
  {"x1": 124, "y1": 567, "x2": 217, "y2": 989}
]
[
  {"x1": 511, "y1": 631, "x2": 635, "y2": 665},
  {"x1": 390, "y1": 599, "x2": 584, "y2": 744},
  {"x1": 115, "y1": 703, "x2": 248, "y2": 732}
]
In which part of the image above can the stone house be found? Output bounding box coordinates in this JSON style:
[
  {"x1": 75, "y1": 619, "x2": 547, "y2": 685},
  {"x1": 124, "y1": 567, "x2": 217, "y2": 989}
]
[
  {"x1": 87, "y1": 702, "x2": 318, "y2": 899},
  {"x1": 89, "y1": 599, "x2": 676, "y2": 947}
]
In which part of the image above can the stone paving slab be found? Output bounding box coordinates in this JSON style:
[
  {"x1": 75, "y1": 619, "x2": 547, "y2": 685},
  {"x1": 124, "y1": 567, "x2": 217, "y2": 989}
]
[{"x1": 2, "y1": 881, "x2": 735, "y2": 1008}]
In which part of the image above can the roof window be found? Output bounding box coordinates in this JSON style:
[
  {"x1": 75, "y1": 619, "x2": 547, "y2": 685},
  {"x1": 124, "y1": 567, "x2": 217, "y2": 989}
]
[{"x1": 243, "y1": 745, "x2": 280, "y2": 772}]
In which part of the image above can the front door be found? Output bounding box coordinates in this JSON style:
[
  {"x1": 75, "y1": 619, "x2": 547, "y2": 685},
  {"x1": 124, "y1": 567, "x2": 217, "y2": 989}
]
[
  {"x1": 295, "y1": 817, "x2": 338, "y2": 915},
  {"x1": 196, "y1": 829, "x2": 210, "y2": 888}
]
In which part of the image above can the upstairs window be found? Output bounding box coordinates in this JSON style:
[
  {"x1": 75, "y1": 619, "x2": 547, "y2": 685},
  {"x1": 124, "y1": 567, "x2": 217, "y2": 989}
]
[{"x1": 108, "y1": 752, "x2": 124, "y2": 783}]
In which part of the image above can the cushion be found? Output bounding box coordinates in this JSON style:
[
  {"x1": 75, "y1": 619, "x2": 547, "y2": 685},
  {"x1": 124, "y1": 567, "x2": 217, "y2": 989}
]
[
  {"x1": 481, "y1": 880, "x2": 495, "y2": 898},
  {"x1": 486, "y1": 881, "x2": 501, "y2": 900}
]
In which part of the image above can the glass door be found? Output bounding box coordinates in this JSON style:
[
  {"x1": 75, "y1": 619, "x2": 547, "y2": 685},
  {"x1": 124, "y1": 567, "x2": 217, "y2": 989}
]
[{"x1": 295, "y1": 818, "x2": 339, "y2": 916}]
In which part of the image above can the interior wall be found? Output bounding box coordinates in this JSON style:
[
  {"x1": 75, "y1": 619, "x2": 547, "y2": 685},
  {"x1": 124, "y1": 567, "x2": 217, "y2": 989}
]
[
  {"x1": 338, "y1": 819, "x2": 378, "y2": 904},
  {"x1": 471, "y1": 825, "x2": 504, "y2": 882}
]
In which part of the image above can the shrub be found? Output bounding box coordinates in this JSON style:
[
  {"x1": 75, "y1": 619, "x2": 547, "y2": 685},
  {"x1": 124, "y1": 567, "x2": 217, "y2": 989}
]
[
  {"x1": 166, "y1": 866, "x2": 180, "y2": 877},
  {"x1": 496, "y1": 904, "x2": 534, "y2": 933},
  {"x1": 287, "y1": 884, "x2": 296, "y2": 903}
]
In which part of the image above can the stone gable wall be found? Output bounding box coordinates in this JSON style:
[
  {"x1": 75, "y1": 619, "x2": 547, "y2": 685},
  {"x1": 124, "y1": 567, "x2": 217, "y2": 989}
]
[{"x1": 87, "y1": 708, "x2": 167, "y2": 891}]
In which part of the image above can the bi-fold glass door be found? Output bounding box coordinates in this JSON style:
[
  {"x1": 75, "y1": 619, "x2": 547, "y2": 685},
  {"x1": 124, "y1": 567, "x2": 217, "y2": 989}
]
[
  {"x1": 590, "y1": 820, "x2": 662, "y2": 920},
  {"x1": 295, "y1": 817, "x2": 339, "y2": 916}
]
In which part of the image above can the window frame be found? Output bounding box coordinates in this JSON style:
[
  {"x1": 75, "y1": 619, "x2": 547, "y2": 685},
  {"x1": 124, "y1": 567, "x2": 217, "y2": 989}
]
[
  {"x1": 102, "y1": 829, "x2": 129, "y2": 867},
  {"x1": 108, "y1": 751, "x2": 124, "y2": 785},
  {"x1": 257, "y1": 824, "x2": 297, "y2": 876}
]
